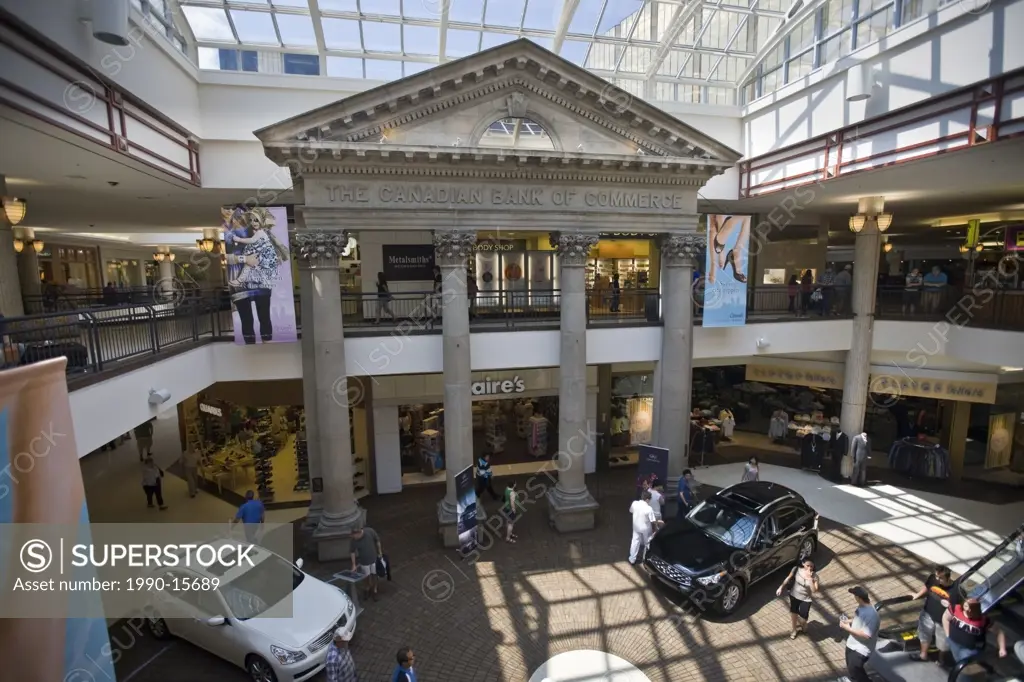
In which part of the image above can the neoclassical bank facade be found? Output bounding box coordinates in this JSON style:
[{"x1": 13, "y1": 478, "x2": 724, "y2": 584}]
[{"x1": 259, "y1": 39, "x2": 740, "y2": 557}]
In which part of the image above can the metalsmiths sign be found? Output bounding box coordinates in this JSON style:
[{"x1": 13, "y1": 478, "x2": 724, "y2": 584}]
[
  {"x1": 382, "y1": 244, "x2": 435, "y2": 281},
  {"x1": 323, "y1": 182, "x2": 689, "y2": 213},
  {"x1": 869, "y1": 375, "x2": 997, "y2": 404}
]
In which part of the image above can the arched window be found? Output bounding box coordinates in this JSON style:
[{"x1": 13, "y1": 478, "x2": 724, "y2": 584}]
[{"x1": 479, "y1": 117, "x2": 556, "y2": 151}]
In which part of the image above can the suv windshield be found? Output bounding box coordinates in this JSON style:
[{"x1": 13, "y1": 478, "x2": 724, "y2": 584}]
[
  {"x1": 689, "y1": 500, "x2": 757, "y2": 549},
  {"x1": 220, "y1": 554, "x2": 305, "y2": 620}
]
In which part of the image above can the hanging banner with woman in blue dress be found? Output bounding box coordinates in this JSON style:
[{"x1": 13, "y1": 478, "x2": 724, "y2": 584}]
[
  {"x1": 222, "y1": 206, "x2": 297, "y2": 345},
  {"x1": 704, "y1": 215, "x2": 751, "y2": 328}
]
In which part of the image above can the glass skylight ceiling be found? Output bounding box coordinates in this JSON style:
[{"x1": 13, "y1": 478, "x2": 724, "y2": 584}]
[{"x1": 178, "y1": 0, "x2": 798, "y2": 103}]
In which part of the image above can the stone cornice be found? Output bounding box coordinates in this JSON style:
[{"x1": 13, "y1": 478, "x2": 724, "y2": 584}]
[
  {"x1": 660, "y1": 233, "x2": 706, "y2": 268},
  {"x1": 292, "y1": 230, "x2": 349, "y2": 269},
  {"x1": 265, "y1": 143, "x2": 730, "y2": 185},
  {"x1": 254, "y1": 39, "x2": 742, "y2": 165}
]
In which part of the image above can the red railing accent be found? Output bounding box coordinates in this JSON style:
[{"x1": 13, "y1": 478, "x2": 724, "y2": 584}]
[
  {"x1": 0, "y1": 8, "x2": 200, "y2": 186},
  {"x1": 739, "y1": 68, "x2": 1024, "y2": 198}
]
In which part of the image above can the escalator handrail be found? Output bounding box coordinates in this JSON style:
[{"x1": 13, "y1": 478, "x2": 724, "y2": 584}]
[
  {"x1": 947, "y1": 652, "x2": 994, "y2": 682},
  {"x1": 955, "y1": 524, "x2": 1024, "y2": 593},
  {"x1": 875, "y1": 595, "x2": 918, "y2": 641}
]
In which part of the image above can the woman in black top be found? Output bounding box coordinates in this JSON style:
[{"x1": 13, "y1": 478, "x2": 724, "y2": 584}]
[
  {"x1": 800, "y1": 270, "x2": 814, "y2": 317},
  {"x1": 375, "y1": 272, "x2": 395, "y2": 325}
]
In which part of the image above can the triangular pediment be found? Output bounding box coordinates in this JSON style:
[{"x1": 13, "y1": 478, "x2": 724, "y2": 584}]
[{"x1": 255, "y1": 39, "x2": 740, "y2": 168}]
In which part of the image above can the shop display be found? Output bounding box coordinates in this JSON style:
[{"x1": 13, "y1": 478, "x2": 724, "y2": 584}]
[
  {"x1": 254, "y1": 440, "x2": 275, "y2": 502},
  {"x1": 527, "y1": 415, "x2": 548, "y2": 457},
  {"x1": 888, "y1": 438, "x2": 950, "y2": 479},
  {"x1": 419, "y1": 429, "x2": 443, "y2": 475},
  {"x1": 800, "y1": 430, "x2": 824, "y2": 470},
  {"x1": 294, "y1": 409, "x2": 309, "y2": 493},
  {"x1": 514, "y1": 400, "x2": 534, "y2": 437},
  {"x1": 484, "y1": 412, "x2": 507, "y2": 454}
]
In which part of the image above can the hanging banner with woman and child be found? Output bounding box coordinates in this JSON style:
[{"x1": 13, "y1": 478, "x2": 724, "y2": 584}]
[
  {"x1": 222, "y1": 206, "x2": 298, "y2": 345},
  {"x1": 703, "y1": 215, "x2": 751, "y2": 328}
]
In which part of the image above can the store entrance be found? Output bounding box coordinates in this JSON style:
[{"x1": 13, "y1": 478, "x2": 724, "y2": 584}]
[{"x1": 398, "y1": 395, "x2": 560, "y2": 478}]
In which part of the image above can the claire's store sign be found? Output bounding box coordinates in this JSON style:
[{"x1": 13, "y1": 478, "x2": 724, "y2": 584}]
[
  {"x1": 471, "y1": 376, "x2": 526, "y2": 396},
  {"x1": 199, "y1": 403, "x2": 223, "y2": 417}
]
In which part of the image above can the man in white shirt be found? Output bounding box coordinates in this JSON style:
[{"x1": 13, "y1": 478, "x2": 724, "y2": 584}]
[
  {"x1": 648, "y1": 478, "x2": 665, "y2": 521},
  {"x1": 628, "y1": 491, "x2": 663, "y2": 565}
]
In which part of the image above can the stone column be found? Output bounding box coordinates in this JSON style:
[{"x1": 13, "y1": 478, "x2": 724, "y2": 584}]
[
  {"x1": 653, "y1": 234, "x2": 704, "y2": 492},
  {"x1": 297, "y1": 265, "x2": 323, "y2": 528},
  {"x1": 0, "y1": 222, "x2": 24, "y2": 317},
  {"x1": 292, "y1": 230, "x2": 365, "y2": 561},
  {"x1": 839, "y1": 222, "x2": 882, "y2": 440},
  {"x1": 547, "y1": 232, "x2": 600, "y2": 533},
  {"x1": 434, "y1": 229, "x2": 477, "y2": 547},
  {"x1": 16, "y1": 233, "x2": 41, "y2": 301},
  {"x1": 158, "y1": 258, "x2": 174, "y2": 283}
]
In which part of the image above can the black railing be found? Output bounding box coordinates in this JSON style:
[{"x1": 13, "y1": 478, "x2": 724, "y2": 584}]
[
  {"x1": 5, "y1": 285, "x2": 1024, "y2": 387},
  {"x1": 1, "y1": 300, "x2": 224, "y2": 387},
  {"x1": 21, "y1": 285, "x2": 222, "y2": 315}
]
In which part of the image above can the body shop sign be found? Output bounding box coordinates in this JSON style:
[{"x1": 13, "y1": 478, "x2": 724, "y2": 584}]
[{"x1": 382, "y1": 245, "x2": 435, "y2": 281}]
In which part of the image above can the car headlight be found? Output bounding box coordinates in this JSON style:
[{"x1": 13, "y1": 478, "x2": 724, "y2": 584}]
[
  {"x1": 270, "y1": 645, "x2": 307, "y2": 665},
  {"x1": 696, "y1": 571, "x2": 726, "y2": 586}
]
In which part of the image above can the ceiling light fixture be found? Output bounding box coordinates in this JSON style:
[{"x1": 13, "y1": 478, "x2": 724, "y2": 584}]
[{"x1": 3, "y1": 197, "x2": 27, "y2": 225}]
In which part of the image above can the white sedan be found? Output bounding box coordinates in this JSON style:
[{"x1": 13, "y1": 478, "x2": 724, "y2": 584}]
[{"x1": 144, "y1": 541, "x2": 356, "y2": 682}]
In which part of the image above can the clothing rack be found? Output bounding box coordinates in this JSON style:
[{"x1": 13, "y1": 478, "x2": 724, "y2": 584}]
[{"x1": 888, "y1": 438, "x2": 950, "y2": 479}]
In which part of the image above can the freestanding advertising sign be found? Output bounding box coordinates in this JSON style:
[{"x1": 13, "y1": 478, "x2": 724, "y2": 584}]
[
  {"x1": 455, "y1": 465, "x2": 478, "y2": 555},
  {"x1": 704, "y1": 215, "x2": 752, "y2": 328},
  {"x1": 0, "y1": 359, "x2": 115, "y2": 682},
  {"x1": 635, "y1": 445, "x2": 670, "y2": 498},
  {"x1": 222, "y1": 205, "x2": 298, "y2": 345}
]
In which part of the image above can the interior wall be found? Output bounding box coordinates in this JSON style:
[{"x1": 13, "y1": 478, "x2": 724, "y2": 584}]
[
  {"x1": 204, "y1": 379, "x2": 304, "y2": 406},
  {"x1": 757, "y1": 240, "x2": 826, "y2": 282},
  {"x1": 742, "y1": 0, "x2": 1024, "y2": 158}
]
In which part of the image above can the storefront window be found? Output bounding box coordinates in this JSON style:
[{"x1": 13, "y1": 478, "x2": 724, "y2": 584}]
[{"x1": 611, "y1": 374, "x2": 655, "y2": 448}]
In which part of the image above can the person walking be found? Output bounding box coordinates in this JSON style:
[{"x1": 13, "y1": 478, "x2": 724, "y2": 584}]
[
  {"x1": 181, "y1": 446, "x2": 201, "y2": 498},
  {"x1": 391, "y1": 647, "x2": 418, "y2": 682},
  {"x1": 903, "y1": 268, "x2": 923, "y2": 316},
  {"x1": 141, "y1": 456, "x2": 167, "y2": 510},
  {"x1": 325, "y1": 628, "x2": 358, "y2": 682},
  {"x1": 503, "y1": 480, "x2": 522, "y2": 543},
  {"x1": 676, "y1": 469, "x2": 696, "y2": 519},
  {"x1": 628, "y1": 490, "x2": 662, "y2": 565},
  {"x1": 610, "y1": 273, "x2": 621, "y2": 313},
  {"x1": 134, "y1": 419, "x2": 155, "y2": 462},
  {"x1": 648, "y1": 478, "x2": 665, "y2": 522},
  {"x1": 922, "y1": 265, "x2": 948, "y2": 314},
  {"x1": 817, "y1": 266, "x2": 835, "y2": 315},
  {"x1": 741, "y1": 456, "x2": 760, "y2": 482},
  {"x1": 787, "y1": 274, "x2": 799, "y2": 314},
  {"x1": 350, "y1": 524, "x2": 384, "y2": 602},
  {"x1": 231, "y1": 490, "x2": 265, "y2": 543},
  {"x1": 375, "y1": 272, "x2": 396, "y2": 325},
  {"x1": 476, "y1": 452, "x2": 499, "y2": 501},
  {"x1": 777, "y1": 558, "x2": 819, "y2": 639},
  {"x1": 907, "y1": 565, "x2": 954, "y2": 662},
  {"x1": 834, "y1": 265, "x2": 852, "y2": 315},
  {"x1": 840, "y1": 586, "x2": 880, "y2": 682},
  {"x1": 943, "y1": 597, "x2": 1007, "y2": 664},
  {"x1": 468, "y1": 271, "x2": 479, "y2": 319},
  {"x1": 799, "y1": 269, "x2": 814, "y2": 316}
]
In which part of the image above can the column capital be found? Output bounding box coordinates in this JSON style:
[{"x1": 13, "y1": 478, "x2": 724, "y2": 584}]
[
  {"x1": 292, "y1": 230, "x2": 348, "y2": 269},
  {"x1": 550, "y1": 232, "x2": 599, "y2": 267},
  {"x1": 660, "y1": 233, "x2": 705, "y2": 268},
  {"x1": 433, "y1": 230, "x2": 476, "y2": 268}
]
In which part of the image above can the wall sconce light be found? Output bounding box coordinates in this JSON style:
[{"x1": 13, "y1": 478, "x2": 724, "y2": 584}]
[
  {"x1": 168, "y1": 253, "x2": 176, "y2": 262},
  {"x1": 12, "y1": 237, "x2": 43, "y2": 253},
  {"x1": 958, "y1": 244, "x2": 969, "y2": 254},
  {"x1": 975, "y1": 244, "x2": 983, "y2": 252},
  {"x1": 197, "y1": 238, "x2": 216, "y2": 252},
  {"x1": 883, "y1": 242, "x2": 893, "y2": 253},
  {"x1": 13, "y1": 238, "x2": 24, "y2": 253},
  {"x1": 848, "y1": 215, "x2": 866, "y2": 233},
  {"x1": 153, "y1": 252, "x2": 165, "y2": 262},
  {"x1": 2, "y1": 197, "x2": 27, "y2": 225},
  {"x1": 848, "y1": 213, "x2": 892, "y2": 233}
]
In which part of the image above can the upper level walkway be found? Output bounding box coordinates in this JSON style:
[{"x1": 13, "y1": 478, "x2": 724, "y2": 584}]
[{"x1": 3, "y1": 283, "x2": 1023, "y2": 390}]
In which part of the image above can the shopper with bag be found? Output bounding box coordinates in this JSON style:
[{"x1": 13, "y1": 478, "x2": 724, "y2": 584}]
[{"x1": 141, "y1": 456, "x2": 167, "y2": 510}]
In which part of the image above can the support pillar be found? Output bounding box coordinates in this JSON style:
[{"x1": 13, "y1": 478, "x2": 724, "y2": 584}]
[
  {"x1": 839, "y1": 223, "x2": 882, "y2": 439},
  {"x1": 292, "y1": 230, "x2": 365, "y2": 561},
  {"x1": 944, "y1": 400, "x2": 971, "y2": 484},
  {"x1": 547, "y1": 233, "x2": 600, "y2": 533},
  {"x1": 15, "y1": 230, "x2": 41, "y2": 302},
  {"x1": 653, "y1": 234, "x2": 703, "y2": 492},
  {"x1": 0, "y1": 222, "x2": 24, "y2": 317},
  {"x1": 158, "y1": 258, "x2": 174, "y2": 283},
  {"x1": 434, "y1": 230, "x2": 477, "y2": 547},
  {"x1": 298, "y1": 265, "x2": 323, "y2": 528}
]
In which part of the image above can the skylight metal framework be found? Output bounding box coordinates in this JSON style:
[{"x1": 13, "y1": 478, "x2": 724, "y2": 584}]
[{"x1": 171, "y1": 0, "x2": 928, "y2": 104}]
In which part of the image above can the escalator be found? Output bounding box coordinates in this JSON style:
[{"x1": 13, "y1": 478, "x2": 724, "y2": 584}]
[{"x1": 871, "y1": 523, "x2": 1024, "y2": 682}]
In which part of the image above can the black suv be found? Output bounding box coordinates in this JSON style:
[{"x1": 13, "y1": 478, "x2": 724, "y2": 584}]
[{"x1": 644, "y1": 481, "x2": 819, "y2": 616}]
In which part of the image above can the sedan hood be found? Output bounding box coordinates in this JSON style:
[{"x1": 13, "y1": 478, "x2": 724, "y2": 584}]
[
  {"x1": 650, "y1": 519, "x2": 738, "y2": 573},
  {"x1": 245, "y1": 575, "x2": 350, "y2": 649}
]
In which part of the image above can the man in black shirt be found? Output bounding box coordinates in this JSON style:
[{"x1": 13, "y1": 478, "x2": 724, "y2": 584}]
[{"x1": 907, "y1": 565, "x2": 953, "y2": 662}]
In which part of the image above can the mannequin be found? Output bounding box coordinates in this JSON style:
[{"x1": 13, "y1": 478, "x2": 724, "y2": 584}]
[
  {"x1": 769, "y1": 409, "x2": 789, "y2": 442},
  {"x1": 827, "y1": 429, "x2": 850, "y2": 481},
  {"x1": 800, "y1": 430, "x2": 822, "y2": 470},
  {"x1": 719, "y1": 408, "x2": 736, "y2": 440},
  {"x1": 850, "y1": 431, "x2": 870, "y2": 486}
]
